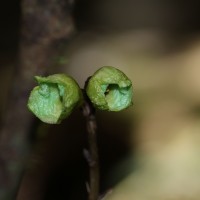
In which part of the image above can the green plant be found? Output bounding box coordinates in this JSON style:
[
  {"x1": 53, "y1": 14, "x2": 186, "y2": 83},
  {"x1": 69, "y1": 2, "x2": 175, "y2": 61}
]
[
  {"x1": 28, "y1": 74, "x2": 82, "y2": 124},
  {"x1": 86, "y1": 66, "x2": 133, "y2": 111},
  {"x1": 27, "y1": 66, "x2": 133, "y2": 200}
]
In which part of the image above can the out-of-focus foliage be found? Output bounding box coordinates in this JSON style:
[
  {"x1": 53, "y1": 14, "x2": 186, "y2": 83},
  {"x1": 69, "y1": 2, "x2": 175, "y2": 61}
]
[{"x1": 65, "y1": 30, "x2": 200, "y2": 199}]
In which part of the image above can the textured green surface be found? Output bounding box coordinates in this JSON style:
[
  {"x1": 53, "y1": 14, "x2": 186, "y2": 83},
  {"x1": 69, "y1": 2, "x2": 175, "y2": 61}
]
[
  {"x1": 27, "y1": 74, "x2": 82, "y2": 124},
  {"x1": 86, "y1": 66, "x2": 133, "y2": 111}
]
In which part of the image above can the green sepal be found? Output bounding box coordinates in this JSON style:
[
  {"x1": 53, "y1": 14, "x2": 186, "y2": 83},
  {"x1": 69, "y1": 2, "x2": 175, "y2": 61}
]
[
  {"x1": 27, "y1": 74, "x2": 83, "y2": 124},
  {"x1": 86, "y1": 66, "x2": 133, "y2": 111}
]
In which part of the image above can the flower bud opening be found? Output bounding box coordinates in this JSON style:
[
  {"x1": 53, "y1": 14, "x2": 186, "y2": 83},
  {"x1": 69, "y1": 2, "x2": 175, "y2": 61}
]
[
  {"x1": 86, "y1": 66, "x2": 133, "y2": 111},
  {"x1": 27, "y1": 74, "x2": 82, "y2": 124}
]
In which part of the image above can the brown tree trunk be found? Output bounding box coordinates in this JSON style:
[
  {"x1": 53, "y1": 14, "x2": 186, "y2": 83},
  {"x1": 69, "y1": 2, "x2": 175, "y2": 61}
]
[{"x1": 0, "y1": 0, "x2": 75, "y2": 199}]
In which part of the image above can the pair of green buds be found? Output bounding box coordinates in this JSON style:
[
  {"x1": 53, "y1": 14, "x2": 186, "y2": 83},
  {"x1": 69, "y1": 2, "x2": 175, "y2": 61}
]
[{"x1": 27, "y1": 66, "x2": 133, "y2": 124}]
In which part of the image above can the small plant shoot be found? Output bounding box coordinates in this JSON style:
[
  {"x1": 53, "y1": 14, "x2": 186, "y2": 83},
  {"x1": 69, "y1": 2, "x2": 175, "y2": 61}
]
[
  {"x1": 28, "y1": 66, "x2": 133, "y2": 123},
  {"x1": 27, "y1": 66, "x2": 133, "y2": 200}
]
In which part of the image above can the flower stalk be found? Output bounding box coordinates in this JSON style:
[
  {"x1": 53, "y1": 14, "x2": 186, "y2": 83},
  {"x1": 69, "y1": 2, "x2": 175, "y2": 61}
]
[{"x1": 82, "y1": 92, "x2": 99, "y2": 200}]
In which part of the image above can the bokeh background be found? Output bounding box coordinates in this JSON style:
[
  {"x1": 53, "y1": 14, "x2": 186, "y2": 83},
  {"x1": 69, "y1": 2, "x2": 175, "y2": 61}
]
[{"x1": 1, "y1": 0, "x2": 200, "y2": 199}]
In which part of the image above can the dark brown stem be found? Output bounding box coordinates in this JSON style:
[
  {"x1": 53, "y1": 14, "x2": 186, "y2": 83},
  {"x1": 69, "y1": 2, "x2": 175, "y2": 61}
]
[
  {"x1": 0, "y1": 0, "x2": 74, "y2": 199},
  {"x1": 82, "y1": 95, "x2": 99, "y2": 200}
]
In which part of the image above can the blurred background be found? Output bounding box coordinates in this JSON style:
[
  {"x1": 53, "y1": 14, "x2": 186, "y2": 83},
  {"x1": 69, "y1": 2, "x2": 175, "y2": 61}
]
[{"x1": 1, "y1": 0, "x2": 200, "y2": 199}]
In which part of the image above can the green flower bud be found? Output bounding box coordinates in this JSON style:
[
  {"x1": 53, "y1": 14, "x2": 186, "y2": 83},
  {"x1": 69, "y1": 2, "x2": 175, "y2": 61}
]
[
  {"x1": 27, "y1": 74, "x2": 82, "y2": 124},
  {"x1": 86, "y1": 66, "x2": 133, "y2": 111}
]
